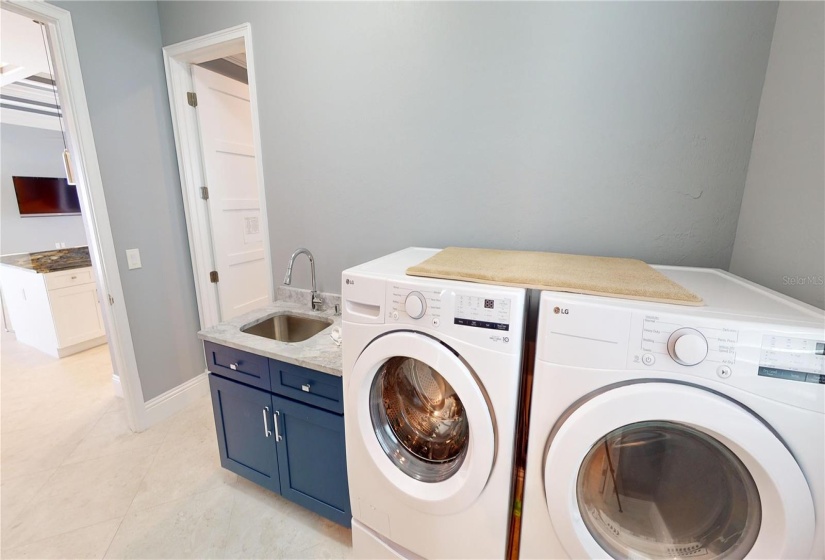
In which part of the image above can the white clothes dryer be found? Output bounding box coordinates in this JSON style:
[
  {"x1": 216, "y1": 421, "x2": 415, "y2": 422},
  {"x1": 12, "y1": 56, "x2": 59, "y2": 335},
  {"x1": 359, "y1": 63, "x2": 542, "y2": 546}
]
[
  {"x1": 520, "y1": 267, "x2": 824, "y2": 560},
  {"x1": 342, "y1": 248, "x2": 527, "y2": 559}
]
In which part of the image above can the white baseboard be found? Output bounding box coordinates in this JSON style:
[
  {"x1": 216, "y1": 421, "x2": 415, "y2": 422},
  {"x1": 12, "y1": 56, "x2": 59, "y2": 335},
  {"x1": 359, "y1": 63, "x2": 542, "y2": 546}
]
[
  {"x1": 142, "y1": 370, "x2": 210, "y2": 428},
  {"x1": 57, "y1": 335, "x2": 107, "y2": 358},
  {"x1": 112, "y1": 374, "x2": 123, "y2": 398}
]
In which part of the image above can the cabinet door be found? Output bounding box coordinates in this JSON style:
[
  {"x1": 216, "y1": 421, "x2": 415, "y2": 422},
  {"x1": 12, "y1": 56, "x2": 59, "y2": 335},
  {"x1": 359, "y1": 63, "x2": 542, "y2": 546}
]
[
  {"x1": 272, "y1": 395, "x2": 351, "y2": 526},
  {"x1": 209, "y1": 374, "x2": 280, "y2": 493},
  {"x1": 49, "y1": 282, "x2": 105, "y2": 348}
]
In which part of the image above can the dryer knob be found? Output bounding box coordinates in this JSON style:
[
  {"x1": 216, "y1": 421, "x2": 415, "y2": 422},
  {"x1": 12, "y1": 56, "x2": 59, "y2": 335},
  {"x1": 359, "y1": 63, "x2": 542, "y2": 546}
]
[
  {"x1": 404, "y1": 291, "x2": 427, "y2": 319},
  {"x1": 668, "y1": 328, "x2": 709, "y2": 366}
]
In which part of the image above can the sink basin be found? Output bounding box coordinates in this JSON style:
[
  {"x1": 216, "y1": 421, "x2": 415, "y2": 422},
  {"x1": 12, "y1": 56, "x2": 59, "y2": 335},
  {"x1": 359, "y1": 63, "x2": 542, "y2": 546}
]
[{"x1": 241, "y1": 313, "x2": 332, "y2": 343}]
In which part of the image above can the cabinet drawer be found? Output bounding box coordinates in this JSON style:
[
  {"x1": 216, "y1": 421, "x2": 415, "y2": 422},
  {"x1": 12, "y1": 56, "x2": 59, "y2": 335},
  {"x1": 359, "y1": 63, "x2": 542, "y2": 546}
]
[
  {"x1": 44, "y1": 267, "x2": 94, "y2": 290},
  {"x1": 270, "y1": 360, "x2": 343, "y2": 414},
  {"x1": 204, "y1": 341, "x2": 270, "y2": 391}
]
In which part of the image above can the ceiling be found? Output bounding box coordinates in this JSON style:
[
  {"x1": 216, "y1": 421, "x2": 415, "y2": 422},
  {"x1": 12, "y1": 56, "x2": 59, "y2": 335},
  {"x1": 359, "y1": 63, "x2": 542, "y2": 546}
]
[{"x1": 0, "y1": 9, "x2": 62, "y2": 131}]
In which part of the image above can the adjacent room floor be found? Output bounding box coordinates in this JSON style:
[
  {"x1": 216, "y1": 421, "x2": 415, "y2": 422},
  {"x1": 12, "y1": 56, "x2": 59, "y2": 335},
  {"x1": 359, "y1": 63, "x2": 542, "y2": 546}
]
[{"x1": 0, "y1": 331, "x2": 353, "y2": 559}]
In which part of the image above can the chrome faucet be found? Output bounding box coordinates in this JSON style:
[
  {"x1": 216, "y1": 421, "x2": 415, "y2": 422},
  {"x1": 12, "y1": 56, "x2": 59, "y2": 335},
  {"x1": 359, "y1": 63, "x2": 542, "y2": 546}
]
[{"x1": 283, "y1": 248, "x2": 323, "y2": 311}]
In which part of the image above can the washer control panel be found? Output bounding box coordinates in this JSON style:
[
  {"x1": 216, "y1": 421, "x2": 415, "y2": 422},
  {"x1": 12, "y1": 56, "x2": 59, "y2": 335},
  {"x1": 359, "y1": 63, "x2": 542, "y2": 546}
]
[
  {"x1": 404, "y1": 291, "x2": 427, "y2": 319},
  {"x1": 388, "y1": 285, "x2": 512, "y2": 330},
  {"x1": 454, "y1": 295, "x2": 511, "y2": 331},
  {"x1": 386, "y1": 282, "x2": 520, "y2": 350},
  {"x1": 388, "y1": 285, "x2": 442, "y2": 325}
]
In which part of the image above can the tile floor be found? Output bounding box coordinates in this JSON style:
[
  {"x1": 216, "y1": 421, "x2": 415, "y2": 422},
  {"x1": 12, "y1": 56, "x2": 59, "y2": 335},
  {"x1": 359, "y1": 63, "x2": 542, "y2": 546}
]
[{"x1": 1, "y1": 331, "x2": 353, "y2": 559}]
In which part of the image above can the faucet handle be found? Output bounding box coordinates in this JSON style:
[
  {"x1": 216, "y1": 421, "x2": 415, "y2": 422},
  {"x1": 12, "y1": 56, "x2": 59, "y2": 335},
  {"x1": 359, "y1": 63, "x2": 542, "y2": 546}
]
[{"x1": 311, "y1": 291, "x2": 323, "y2": 312}]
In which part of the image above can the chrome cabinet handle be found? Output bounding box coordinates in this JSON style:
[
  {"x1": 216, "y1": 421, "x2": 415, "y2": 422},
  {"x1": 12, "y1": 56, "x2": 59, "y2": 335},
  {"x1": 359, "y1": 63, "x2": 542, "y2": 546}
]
[
  {"x1": 229, "y1": 362, "x2": 239, "y2": 370},
  {"x1": 274, "y1": 410, "x2": 282, "y2": 442},
  {"x1": 301, "y1": 383, "x2": 311, "y2": 393},
  {"x1": 262, "y1": 406, "x2": 272, "y2": 438}
]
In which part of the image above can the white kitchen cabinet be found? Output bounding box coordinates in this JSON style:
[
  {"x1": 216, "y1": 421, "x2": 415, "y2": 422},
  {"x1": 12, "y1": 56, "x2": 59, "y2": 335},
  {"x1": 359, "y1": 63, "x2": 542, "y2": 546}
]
[{"x1": 0, "y1": 265, "x2": 106, "y2": 357}]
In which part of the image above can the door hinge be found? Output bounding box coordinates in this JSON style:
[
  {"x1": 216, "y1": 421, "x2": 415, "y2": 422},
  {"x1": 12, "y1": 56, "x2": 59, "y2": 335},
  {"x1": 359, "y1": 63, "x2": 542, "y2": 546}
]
[
  {"x1": 108, "y1": 294, "x2": 114, "y2": 305},
  {"x1": 209, "y1": 270, "x2": 219, "y2": 283},
  {"x1": 187, "y1": 91, "x2": 198, "y2": 107},
  {"x1": 200, "y1": 186, "x2": 209, "y2": 200}
]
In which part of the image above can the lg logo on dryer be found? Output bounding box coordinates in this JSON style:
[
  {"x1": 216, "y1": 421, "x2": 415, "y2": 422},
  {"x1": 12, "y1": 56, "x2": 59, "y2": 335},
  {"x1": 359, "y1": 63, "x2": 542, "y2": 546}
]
[{"x1": 553, "y1": 307, "x2": 569, "y2": 315}]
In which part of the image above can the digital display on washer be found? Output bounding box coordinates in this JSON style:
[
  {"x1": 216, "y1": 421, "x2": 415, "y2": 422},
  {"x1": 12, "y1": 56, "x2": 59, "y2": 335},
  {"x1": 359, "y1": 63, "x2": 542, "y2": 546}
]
[
  {"x1": 454, "y1": 295, "x2": 511, "y2": 331},
  {"x1": 758, "y1": 335, "x2": 825, "y2": 384}
]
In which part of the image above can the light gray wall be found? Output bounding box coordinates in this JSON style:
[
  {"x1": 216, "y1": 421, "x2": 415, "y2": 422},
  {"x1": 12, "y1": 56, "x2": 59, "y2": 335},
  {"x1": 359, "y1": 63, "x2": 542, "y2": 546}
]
[
  {"x1": 158, "y1": 1, "x2": 777, "y2": 293},
  {"x1": 51, "y1": 1, "x2": 204, "y2": 400},
  {"x1": 730, "y1": 3, "x2": 825, "y2": 310},
  {"x1": 0, "y1": 124, "x2": 88, "y2": 254}
]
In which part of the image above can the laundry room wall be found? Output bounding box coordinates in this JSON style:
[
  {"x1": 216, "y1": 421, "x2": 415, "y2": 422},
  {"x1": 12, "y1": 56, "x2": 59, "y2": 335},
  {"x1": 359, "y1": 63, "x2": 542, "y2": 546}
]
[
  {"x1": 50, "y1": 0, "x2": 205, "y2": 401},
  {"x1": 0, "y1": 124, "x2": 88, "y2": 255},
  {"x1": 729, "y1": 2, "x2": 825, "y2": 310},
  {"x1": 158, "y1": 2, "x2": 778, "y2": 292}
]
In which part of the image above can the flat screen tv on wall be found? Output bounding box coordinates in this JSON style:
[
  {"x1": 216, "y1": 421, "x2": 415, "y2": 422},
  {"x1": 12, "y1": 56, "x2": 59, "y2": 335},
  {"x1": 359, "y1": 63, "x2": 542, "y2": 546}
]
[{"x1": 13, "y1": 176, "x2": 81, "y2": 217}]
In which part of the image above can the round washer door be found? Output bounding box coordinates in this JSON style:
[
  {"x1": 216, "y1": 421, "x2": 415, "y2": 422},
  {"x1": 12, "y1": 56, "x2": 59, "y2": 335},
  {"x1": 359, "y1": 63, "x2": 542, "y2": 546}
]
[
  {"x1": 544, "y1": 382, "x2": 815, "y2": 559},
  {"x1": 351, "y1": 331, "x2": 495, "y2": 515}
]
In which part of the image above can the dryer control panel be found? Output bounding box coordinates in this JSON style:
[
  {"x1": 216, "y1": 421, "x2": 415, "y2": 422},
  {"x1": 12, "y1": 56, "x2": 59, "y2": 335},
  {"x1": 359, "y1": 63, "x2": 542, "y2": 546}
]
[
  {"x1": 538, "y1": 292, "x2": 824, "y2": 412},
  {"x1": 758, "y1": 335, "x2": 825, "y2": 385},
  {"x1": 625, "y1": 311, "x2": 824, "y2": 412}
]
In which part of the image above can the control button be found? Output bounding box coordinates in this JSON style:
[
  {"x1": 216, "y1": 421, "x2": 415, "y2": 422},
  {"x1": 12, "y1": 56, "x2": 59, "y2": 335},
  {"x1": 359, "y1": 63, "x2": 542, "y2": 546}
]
[
  {"x1": 667, "y1": 328, "x2": 709, "y2": 366},
  {"x1": 642, "y1": 353, "x2": 655, "y2": 366},
  {"x1": 405, "y1": 291, "x2": 427, "y2": 319},
  {"x1": 432, "y1": 317, "x2": 440, "y2": 327},
  {"x1": 391, "y1": 311, "x2": 399, "y2": 321},
  {"x1": 717, "y1": 365, "x2": 732, "y2": 379}
]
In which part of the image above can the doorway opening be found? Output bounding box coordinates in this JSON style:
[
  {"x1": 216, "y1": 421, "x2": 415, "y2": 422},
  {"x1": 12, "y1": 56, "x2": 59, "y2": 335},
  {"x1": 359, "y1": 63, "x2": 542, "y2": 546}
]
[
  {"x1": 163, "y1": 24, "x2": 273, "y2": 329},
  {"x1": 0, "y1": 1, "x2": 146, "y2": 431}
]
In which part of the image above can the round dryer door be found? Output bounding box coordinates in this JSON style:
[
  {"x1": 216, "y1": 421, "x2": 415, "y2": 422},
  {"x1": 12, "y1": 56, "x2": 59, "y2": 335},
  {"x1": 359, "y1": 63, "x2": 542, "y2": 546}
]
[
  {"x1": 543, "y1": 383, "x2": 815, "y2": 559},
  {"x1": 351, "y1": 331, "x2": 495, "y2": 515}
]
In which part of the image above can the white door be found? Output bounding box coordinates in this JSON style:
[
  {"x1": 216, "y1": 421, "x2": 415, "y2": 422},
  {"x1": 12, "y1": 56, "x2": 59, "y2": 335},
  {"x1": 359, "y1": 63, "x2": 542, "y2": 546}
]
[
  {"x1": 192, "y1": 65, "x2": 268, "y2": 321},
  {"x1": 543, "y1": 382, "x2": 815, "y2": 559},
  {"x1": 350, "y1": 331, "x2": 495, "y2": 515}
]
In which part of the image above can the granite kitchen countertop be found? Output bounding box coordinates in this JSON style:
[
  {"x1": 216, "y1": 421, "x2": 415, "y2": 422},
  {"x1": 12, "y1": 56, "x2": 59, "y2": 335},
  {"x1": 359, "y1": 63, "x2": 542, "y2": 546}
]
[
  {"x1": 198, "y1": 287, "x2": 343, "y2": 377},
  {"x1": 0, "y1": 246, "x2": 92, "y2": 273}
]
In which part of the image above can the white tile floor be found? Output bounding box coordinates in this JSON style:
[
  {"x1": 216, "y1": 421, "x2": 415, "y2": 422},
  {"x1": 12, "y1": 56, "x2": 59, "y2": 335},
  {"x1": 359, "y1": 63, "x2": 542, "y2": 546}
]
[{"x1": 1, "y1": 332, "x2": 353, "y2": 559}]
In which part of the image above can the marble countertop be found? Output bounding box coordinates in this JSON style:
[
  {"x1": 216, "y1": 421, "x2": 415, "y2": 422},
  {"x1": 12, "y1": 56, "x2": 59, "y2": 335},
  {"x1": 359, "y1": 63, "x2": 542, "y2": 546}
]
[
  {"x1": 198, "y1": 288, "x2": 343, "y2": 377},
  {"x1": 0, "y1": 246, "x2": 92, "y2": 273}
]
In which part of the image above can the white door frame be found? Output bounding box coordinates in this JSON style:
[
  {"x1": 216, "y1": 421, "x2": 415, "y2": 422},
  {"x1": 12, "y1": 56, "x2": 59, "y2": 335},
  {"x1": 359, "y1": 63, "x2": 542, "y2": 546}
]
[
  {"x1": 3, "y1": 0, "x2": 148, "y2": 431},
  {"x1": 163, "y1": 24, "x2": 274, "y2": 329}
]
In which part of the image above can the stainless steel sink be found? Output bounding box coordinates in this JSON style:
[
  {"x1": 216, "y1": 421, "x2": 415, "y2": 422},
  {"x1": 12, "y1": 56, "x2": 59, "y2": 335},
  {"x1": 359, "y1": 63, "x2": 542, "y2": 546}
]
[{"x1": 241, "y1": 313, "x2": 332, "y2": 343}]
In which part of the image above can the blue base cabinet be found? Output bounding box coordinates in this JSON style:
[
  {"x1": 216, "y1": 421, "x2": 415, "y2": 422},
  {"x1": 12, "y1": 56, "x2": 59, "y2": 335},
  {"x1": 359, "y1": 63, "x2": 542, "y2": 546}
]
[
  {"x1": 206, "y1": 342, "x2": 351, "y2": 527},
  {"x1": 210, "y1": 374, "x2": 281, "y2": 494}
]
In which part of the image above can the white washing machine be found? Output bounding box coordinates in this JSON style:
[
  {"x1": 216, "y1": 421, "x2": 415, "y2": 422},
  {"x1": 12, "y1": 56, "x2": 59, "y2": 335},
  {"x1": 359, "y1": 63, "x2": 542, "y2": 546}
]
[
  {"x1": 520, "y1": 266, "x2": 824, "y2": 559},
  {"x1": 342, "y1": 248, "x2": 527, "y2": 559}
]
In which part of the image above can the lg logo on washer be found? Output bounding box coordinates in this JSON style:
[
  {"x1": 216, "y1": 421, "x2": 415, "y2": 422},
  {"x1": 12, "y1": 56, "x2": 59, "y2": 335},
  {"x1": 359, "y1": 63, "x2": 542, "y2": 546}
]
[{"x1": 553, "y1": 307, "x2": 570, "y2": 315}]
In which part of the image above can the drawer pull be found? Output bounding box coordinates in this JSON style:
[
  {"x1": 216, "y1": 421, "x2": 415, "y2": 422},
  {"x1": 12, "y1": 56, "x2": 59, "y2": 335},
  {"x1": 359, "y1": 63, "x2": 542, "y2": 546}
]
[
  {"x1": 229, "y1": 362, "x2": 239, "y2": 370},
  {"x1": 71, "y1": 275, "x2": 77, "y2": 280},
  {"x1": 262, "y1": 406, "x2": 272, "y2": 438},
  {"x1": 301, "y1": 383, "x2": 311, "y2": 393},
  {"x1": 274, "y1": 410, "x2": 283, "y2": 442}
]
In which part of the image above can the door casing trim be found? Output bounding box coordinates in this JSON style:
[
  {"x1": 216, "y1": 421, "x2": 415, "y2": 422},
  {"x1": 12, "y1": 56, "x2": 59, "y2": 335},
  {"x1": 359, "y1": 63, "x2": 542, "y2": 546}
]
[{"x1": 163, "y1": 23, "x2": 274, "y2": 328}]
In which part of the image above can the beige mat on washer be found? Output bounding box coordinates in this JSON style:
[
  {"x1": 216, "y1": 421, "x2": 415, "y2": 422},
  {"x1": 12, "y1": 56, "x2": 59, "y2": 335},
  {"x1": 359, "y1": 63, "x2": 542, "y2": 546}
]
[{"x1": 406, "y1": 247, "x2": 703, "y2": 306}]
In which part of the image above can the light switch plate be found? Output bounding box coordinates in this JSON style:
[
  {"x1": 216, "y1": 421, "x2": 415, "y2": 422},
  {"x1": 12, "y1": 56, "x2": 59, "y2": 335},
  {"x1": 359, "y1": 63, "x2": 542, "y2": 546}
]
[{"x1": 126, "y1": 248, "x2": 142, "y2": 270}]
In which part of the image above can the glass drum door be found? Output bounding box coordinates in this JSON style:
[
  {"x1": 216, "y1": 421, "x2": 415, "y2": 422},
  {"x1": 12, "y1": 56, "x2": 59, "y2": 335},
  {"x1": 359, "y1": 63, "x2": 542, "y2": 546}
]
[
  {"x1": 543, "y1": 383, "x2": 815, "y2": 559},
  {"x1": 371, "y1": 356, "x2": 470, "y2": 482},
  {"x1": 577, "y1": 421, "x2": 760, "y2": 559},
  {"x1": 351, "y1": 331, "x2": 495, "y2": 514}
]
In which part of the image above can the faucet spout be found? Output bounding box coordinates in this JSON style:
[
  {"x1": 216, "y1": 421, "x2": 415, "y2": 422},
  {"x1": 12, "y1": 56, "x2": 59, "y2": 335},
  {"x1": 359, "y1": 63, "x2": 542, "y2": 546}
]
[{"x1": 283, "y1": 248, "x2": 322, "y2": 311}]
